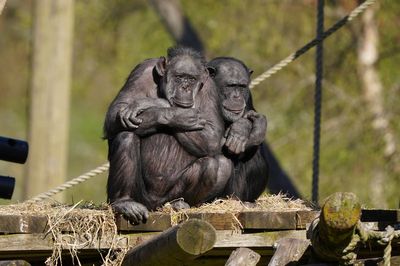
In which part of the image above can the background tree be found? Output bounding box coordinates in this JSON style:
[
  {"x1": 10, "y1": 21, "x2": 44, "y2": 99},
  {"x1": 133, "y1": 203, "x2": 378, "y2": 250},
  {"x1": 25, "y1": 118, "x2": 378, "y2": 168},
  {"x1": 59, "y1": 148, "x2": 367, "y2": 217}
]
[
  {"x1": 356, "y1": 3, "x2": 398, "y2": 208},
  {"x1": 24, "y1": 0, "x2": 74, "y2": 201}
]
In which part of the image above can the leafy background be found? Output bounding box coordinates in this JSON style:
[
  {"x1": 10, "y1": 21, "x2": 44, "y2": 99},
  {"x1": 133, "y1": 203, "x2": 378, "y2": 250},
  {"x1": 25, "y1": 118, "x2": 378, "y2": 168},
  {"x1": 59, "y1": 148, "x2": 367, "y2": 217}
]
[{"x1": 0, "y1": 0, "x2": 399, "y2": 207}]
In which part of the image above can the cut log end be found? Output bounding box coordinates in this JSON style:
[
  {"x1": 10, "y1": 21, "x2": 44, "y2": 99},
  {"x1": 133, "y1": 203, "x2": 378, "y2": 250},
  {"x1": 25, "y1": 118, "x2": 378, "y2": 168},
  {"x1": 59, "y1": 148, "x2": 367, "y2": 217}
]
[
  {"x1": 176, "y1": 218, "x2": 217, "y2": 255},
  {"x1": 322, "y1": 192, "x2": 361, "y2": 231}
]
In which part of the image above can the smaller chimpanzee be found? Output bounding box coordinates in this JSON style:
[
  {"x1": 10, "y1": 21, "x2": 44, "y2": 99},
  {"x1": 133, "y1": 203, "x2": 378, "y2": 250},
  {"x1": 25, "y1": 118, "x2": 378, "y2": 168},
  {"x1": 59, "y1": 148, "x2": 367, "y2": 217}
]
[{"x1": 207, "y1": 57, "x2": 269, "y2": 202}]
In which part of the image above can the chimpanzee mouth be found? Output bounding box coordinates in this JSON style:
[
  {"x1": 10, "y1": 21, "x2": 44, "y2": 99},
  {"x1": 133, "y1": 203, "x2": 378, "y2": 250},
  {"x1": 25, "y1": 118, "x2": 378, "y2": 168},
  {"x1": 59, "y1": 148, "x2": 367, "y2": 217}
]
[
  {"x1": 172, "y1": 98, "x2": 194, "y2": 108},
  {"x1": 224, "y1": 107, "x2": 244, "y2": 115}
]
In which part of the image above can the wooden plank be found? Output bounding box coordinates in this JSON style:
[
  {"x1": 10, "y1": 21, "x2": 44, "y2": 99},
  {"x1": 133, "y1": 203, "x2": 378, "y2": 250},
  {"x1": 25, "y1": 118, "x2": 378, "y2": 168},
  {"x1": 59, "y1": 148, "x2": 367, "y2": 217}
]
[
  {"x1": 0, "y1": 230, "x2": 307, "y2": 254},
  {"x1": 0, "y1": 230, "x2": 397, "y2": 262},
  {"x1": 296, "y1": 211, "x2": 319, "y2": 229},
  {"x1": 188, "y1": 213, "x2": 240, "y2": 230},
  {"x1": 118, "y1": 211, "x2": 314, "y2": 231},
  {"x1": 0, "y1": 215, "x2": 47, "y2": 234},
  {"x1": 116, "y1": 213, "x2": 172, "y2": 232},
  {"x1": 268, "y1": 238, "x2": 310, "y2": 266},
  {"x1": 215, "y1": 230, "x2": 307, "y2": 248},
  {"x1": 238, "y1": 211, "x2": 297, "y2": 230},
  {"x1": 0, "y1": 210, "x2": 328, "y2": 236}
]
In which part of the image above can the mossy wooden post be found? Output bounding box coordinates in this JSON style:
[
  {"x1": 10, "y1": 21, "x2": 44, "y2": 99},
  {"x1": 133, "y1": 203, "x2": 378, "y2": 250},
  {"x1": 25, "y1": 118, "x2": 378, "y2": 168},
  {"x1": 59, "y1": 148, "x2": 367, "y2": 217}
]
[
  {"x1": 311, "y1": 192, "x2": 361, "y2": 262},
  {"x1": 122, "y1": 219, "x2": 216, "y2": 266}
]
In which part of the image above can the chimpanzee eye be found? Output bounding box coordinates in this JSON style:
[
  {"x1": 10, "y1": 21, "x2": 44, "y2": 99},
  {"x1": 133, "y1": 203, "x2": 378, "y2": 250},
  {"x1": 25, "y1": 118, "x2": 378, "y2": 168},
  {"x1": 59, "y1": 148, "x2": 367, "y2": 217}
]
[{"x1": 175, "y1": 75, "x2": 182, "y2": 82}]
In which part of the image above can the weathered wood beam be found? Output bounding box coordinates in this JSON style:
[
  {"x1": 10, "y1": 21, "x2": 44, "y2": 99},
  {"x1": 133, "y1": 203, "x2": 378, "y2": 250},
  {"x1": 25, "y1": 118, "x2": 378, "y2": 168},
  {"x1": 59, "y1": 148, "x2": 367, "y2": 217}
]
[
  {"x1": 0, "y1": 230, "x2": 306, "y2": 254},
  {"x1": 1, "y1": 208, "x2": 399, "y2": 235},
  {"x1": 310, "y1": 192, "x2": 361, "y2": 262},
  {"x1": 225, "y1": 248, "x2": 260, "y2": 266},
  {"x1": 215, "y1": 230, "x2": 306, "y2": 248},
  {"x1": 268, "y1": 238, "x2": 310, "y2": 266},
  {"x1": 0, "y1": 215, "x2": 47, "y2": 234},
  {"x1": 122, "y1": 219, "x2": 216, "y2": 266},
  {"x1": 117, "y1": 210, "x2": 320, "y2": 232}
]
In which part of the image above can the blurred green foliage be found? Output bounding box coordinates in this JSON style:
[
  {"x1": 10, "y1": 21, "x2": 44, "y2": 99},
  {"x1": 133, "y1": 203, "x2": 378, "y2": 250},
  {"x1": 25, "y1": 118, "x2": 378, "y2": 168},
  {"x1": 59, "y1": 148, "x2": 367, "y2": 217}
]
[{"x1": 0, "y1": 0, "x2": 399, "y2": 207}]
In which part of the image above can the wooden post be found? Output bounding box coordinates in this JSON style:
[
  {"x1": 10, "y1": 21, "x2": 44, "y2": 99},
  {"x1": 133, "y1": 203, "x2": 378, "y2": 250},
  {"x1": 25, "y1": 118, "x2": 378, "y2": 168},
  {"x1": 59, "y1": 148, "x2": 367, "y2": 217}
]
[
  {"x1": 122, "y1": 219, "x2": 216, "y2": 266},
  {"x1": 310, "y1": 192, "x2": 361, "y2": 262},
  {"x1": 24, "y1": 0, "x2": 74, "y2": 201},
  {"x1": 268, "y1": 238, "x2": 310, "y2": 266},
  {"x1": 225, "y1": 248, "x2": 260, "y2": 266}
]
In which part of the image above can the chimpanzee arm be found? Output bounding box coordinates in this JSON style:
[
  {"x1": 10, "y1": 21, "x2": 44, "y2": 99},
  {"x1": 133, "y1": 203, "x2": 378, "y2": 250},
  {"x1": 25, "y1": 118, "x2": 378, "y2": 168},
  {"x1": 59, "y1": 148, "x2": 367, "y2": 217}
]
[
  {"x1": 118, "y1": 98, "x2": 171, "y2": 129},
  {"x1": 133, "y1": 106, "x2": 207, "y2": 137},
  {"x1": 104, "y1": 58, "x2": 160, "y2": 139},
  {"x1": 223, "y1": 111, "x2": 267, "y2": 155},
  {"x1": 173, "y1": 84, "x2": 224, "y2": 157}
]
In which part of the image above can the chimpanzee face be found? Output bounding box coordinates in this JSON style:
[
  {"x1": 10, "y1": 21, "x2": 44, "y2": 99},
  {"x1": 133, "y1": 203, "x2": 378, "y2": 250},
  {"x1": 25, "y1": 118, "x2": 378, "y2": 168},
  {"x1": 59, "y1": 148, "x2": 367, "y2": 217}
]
[
  {"x1": 157, "y1": 55, "x2": 206, "y2": 108},
  {"x1": 214, "y1": 61, "x2": 251, "y2": 122}
]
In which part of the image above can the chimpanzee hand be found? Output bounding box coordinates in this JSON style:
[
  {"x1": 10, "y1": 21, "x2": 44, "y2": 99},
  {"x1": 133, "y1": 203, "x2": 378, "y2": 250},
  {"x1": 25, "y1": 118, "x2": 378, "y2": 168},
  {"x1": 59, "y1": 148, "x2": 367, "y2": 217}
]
[
  {"x1": 117, "y1": 104, "x2": 144, "y2": 129},
  {"x1": 244, "y1": 110, "x2": 267, "y2": 146},
  {"x1": 117, "y1": 99, "x2": 172, "y2": 130},
  {"x1": 244, "y1": 110, "x2": 264, "y2": 122},
  {"x1": 168, "y1": 108, "x2": 207, "y2": 131},
  {"x1": 111, "y1": 199, "x2": 149, "y2": 225},
  {"x1": 224, "y1": 118, "x2": 252, "y2": 154}
]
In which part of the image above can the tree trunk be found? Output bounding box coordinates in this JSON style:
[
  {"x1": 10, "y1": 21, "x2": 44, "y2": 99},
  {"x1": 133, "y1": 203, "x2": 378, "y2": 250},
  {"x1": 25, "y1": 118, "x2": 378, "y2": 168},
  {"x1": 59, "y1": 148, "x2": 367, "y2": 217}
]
[
  {"x1": 0, "y1": 0, "x2": 6, "y2": 15},
  {"x1": 24, "y1": 0, "x2": 74, "y2": 201},
  {"x1": 357, "y1": 4, "x2": 397, "y2": 207}
]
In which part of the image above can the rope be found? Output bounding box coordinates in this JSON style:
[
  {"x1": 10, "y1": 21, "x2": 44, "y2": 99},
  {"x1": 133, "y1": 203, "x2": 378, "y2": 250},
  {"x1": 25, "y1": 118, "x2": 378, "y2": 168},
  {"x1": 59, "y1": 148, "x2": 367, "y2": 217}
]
[
  {"x1": 312, "y1": 0, "x2": 324, "y2": 204},
  {"x1": 26, "y1": 163, "x2": 110, "y2": 203},
  {"x1": 311, "y1": 219, "x2": 400, "y2": 265},
  {"x1": 28, "y1": 0, "x2": 377, "y2": 202},
  {"x1": 249, "y1": 0, "x2": 377, "y2": 89}
]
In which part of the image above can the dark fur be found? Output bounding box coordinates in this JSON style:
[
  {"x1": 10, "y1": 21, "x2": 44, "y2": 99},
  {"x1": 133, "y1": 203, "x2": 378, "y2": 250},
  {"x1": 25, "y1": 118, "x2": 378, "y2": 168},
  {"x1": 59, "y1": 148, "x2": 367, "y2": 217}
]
[
  {"x1": 208, "y1": 57, "x2": 269, "y2": 202},
  {"x1": 104, "y1": 47, "x2": 231, "y2": 224}
]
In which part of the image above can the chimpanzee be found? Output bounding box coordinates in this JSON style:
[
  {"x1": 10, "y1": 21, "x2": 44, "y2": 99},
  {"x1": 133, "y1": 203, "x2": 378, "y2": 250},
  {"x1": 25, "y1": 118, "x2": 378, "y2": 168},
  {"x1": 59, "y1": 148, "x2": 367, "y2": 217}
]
[
  {"x1": 104, "y1": 47, "x2": 232, "y2": 224},
  {"x1": 207, "y1": 57, "x2": 269, "y2": 202}
]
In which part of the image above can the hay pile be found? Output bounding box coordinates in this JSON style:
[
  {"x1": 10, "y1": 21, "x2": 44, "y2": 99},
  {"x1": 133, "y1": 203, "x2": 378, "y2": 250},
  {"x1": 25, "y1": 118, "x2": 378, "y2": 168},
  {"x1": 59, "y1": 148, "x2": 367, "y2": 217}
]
[
  {"x1": 0, "y1": 201, "x2": 126, "y2": 266},
  {"x1": 158, "y1": 193, "x2": 312, "y2": 229},
  {"x1": 0, "y1": 194, "x2": 312, "y2": 265}
]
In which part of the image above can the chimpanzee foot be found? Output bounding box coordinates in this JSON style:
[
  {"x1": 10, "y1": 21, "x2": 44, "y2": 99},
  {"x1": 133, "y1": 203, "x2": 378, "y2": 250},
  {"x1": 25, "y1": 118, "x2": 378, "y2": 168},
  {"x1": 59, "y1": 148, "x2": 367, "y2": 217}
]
[
  {"x1": 111, "y1": 199, "x2": 149, "y2": 225},
  {"x1": 170, "y1": 199, "x2": 190, "y2": 211}
]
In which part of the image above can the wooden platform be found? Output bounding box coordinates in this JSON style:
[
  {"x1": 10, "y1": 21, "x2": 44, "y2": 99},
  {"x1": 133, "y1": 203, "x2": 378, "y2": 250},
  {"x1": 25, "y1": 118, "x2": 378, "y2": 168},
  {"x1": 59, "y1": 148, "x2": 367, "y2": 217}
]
[{"x1": 0, "y1": 208, "x2": 398, "y2": 265}]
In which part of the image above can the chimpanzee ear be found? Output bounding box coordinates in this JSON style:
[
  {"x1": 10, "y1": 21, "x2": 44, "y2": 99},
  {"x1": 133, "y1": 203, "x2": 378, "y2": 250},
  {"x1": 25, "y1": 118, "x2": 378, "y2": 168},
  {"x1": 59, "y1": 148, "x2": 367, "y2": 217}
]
[
  {"x1": 206, "y1": 66, "x2": 216, "y2": 78},
  {"x1": 155, "y1": 56, "x2": 167, "y2": 76},
  {"x1": 248, "y1": 69, "x2": 254, "y2": 77}
]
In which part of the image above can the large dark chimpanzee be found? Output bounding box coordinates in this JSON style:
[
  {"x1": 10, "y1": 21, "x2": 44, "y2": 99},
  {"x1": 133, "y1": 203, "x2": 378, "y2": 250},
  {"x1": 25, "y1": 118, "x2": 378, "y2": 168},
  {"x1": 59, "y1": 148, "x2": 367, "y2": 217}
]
[
  {"x1": 207, "y1": 57, "x2": 269, "y2": 202},
  {"x1": 104, "y1": 47, "x2": 232, "y2": 224}
]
